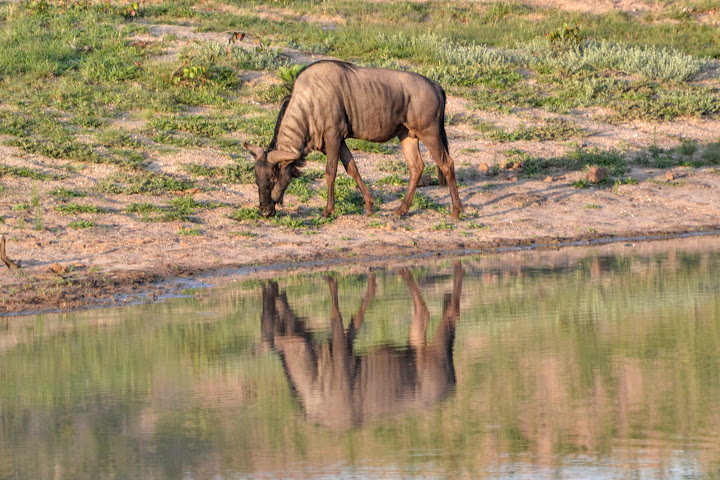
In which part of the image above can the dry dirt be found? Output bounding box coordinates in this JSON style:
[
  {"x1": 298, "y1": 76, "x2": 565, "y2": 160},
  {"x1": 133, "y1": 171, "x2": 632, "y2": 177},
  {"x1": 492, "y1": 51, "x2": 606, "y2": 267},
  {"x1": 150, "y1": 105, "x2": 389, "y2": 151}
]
[{"x1": 2, "y1": 2, "x2": 720, "y2": 316}]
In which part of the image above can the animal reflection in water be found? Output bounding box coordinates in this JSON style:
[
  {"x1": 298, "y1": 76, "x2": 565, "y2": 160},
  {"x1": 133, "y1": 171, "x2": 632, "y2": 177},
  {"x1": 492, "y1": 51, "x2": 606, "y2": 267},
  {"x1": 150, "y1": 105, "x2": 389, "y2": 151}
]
[{"x1": 261, "y1": 264, "x2": 464, "y2": 430}]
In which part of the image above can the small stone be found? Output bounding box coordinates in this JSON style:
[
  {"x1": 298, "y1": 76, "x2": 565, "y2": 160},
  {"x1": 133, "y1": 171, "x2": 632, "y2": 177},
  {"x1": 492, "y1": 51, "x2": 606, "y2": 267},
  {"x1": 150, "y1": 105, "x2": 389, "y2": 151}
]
[
  {"x1": 544, "y1": 176, "x2": 553, "y2": 183},
  {"x1": 511, "y1": 161, "x2": 524, "y2": 170},
  {"x1": 479, "y1": 162, "x2": 490, "y2": 173},
  {"x1": 49, "y1": 263, "x2": 67, "y2": 275},
  {"x1": 665, "y1": 171, "x2": 675, "y2": 181},
  {"x1": 507, "y1": 175, "x2": 518, "y2": 182},
  {"x1": 587, "y1": 166, "x2": 608, "y2": 184},
  {"x1": 417, "y1": 174, "x2": 433, "y2": 187}
]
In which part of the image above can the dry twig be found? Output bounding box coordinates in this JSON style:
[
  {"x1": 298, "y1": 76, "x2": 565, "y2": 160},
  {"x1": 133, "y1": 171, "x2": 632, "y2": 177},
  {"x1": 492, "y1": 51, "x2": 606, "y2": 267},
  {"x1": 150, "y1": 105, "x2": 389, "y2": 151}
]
[{"x1": 1, "y1": 236, "x2": 20, "y2": 270}]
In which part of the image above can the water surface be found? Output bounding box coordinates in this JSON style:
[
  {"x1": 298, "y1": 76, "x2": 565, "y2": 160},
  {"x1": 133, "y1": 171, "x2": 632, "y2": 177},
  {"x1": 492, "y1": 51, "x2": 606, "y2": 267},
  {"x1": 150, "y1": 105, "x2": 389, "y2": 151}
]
[{"x1": 2, "y1": 238, "x2": 720, "y2": 479}]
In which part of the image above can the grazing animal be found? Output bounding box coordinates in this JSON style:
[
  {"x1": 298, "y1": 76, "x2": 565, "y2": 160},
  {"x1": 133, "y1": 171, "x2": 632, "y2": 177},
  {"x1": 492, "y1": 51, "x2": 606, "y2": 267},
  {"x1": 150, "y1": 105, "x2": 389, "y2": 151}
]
[{"x1": 243, "y1": 60, "x2": 463, "y2": 219}]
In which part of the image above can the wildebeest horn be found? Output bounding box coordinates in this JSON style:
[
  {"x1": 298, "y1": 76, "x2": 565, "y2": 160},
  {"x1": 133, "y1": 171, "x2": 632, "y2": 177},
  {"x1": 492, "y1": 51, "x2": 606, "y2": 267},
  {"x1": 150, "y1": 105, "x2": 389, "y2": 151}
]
[
  {"x1": 242, "y1": 141, "x2": 265, "y2": 160},
  {"x1": 267, "y1": 150, "x2": 297, "y2": 164}
]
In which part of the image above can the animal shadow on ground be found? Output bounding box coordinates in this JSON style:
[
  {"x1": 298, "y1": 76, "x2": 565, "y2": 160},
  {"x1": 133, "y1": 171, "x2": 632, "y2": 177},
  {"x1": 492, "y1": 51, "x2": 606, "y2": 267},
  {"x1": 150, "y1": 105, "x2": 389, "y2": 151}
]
[{"x1": 260, "y1": 264, "x2": 464, "y2": 430}]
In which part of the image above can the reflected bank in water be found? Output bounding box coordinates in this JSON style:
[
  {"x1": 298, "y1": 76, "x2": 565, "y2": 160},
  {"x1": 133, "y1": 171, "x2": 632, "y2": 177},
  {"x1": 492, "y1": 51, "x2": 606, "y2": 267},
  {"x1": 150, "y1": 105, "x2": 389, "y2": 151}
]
[{"x1": 2, "y1": 236, "x2": 720, "y2": 479}]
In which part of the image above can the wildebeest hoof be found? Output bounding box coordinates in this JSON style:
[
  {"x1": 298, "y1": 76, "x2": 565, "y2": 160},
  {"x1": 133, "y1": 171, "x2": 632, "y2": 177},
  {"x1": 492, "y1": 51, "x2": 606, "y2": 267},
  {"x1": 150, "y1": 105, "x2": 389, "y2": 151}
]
[
  {"x1": 394, "y1": 207, "x2": 408, "y2": 217},
  {"x1": 321, "y1": 209, "x2": 333, "y2": 218}
]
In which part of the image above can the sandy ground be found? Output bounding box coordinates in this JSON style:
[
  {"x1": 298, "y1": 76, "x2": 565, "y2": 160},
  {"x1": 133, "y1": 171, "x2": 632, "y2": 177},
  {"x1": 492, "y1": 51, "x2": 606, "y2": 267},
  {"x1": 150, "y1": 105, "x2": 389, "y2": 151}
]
[
  {"x1": 2, "y1": 2, "x2": 720, "y2": 315},
  {"x1": 2, "y1": 111, "x2": 719, "y2": 316}
]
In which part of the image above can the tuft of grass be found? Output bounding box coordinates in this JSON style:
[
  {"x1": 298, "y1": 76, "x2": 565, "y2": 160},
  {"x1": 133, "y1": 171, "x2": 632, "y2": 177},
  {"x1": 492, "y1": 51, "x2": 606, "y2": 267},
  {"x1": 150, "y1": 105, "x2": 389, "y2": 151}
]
[
  {"x1": 531, "y1": 38, "x2": 708, "y2": 82},
  {"x1": 320, "y1": 176, "x2": 365, "y2": 215},
  {"x1": 285, "y1": 169, "x2": 323, "y2": 202},
  {"x1": 97, "y1": 172, "x2": 194, "y2": 195},
  {"x1": 703, "y1": 141, "x2": 720, "y2": 165},
  {"x1": 230, "y1": 207, "x2": 263, "y2": 222},
  {"x1": 487, "y1": 119, "x2": 586, "y2": 142},
  {"x1": 377, "y1": 159, "x2": 410, "y2": 174},
  {"x1": 678, "y1": 138, "x2": 698, "y2": 158},
  {"x1": 230, "y1": 231, "x2": 259, "y2": 238},
  {"x1": 615, "y1": 176, "x2": 638, "y2": 185},
  {"x1": 409, "y1": 192, "x2": 449, "y2": 214},
  {"x1": 0, "y1": 164, "x2": 57, "y2": 180},
  {"x1": 522, "y1": 148, "x2": 628, "y2": 178},
  {"x1": 571, "y1": 179, "x2": 590, "y2": 189},
  {"x1": 182, "y1": 159, "x2": 255, "y2": 184},
  {"x1": 51, "y1": 187, "x2": 86, "y2": 200},
  {"x1": 375, "y1": 174, "x2": 407, "y2": 186},
  {"x1": 346, "y1": 139, "x2": 397, "y2": 155},
  {"x1": 97, "y1": 129, "x2": 143, "y2": 149},
  {"x1": 431, "y1": 221, "x2": 455, "y2": 231},
  {"x1": 56, "y1": 203, "x2": 105, "y2": 215},
  {"x1": 69, "y1": 220, "x2": 95, "y2": 230},
  {"x1": 178, "y1": 226, "x2": 202, "y2": 236},
  {"x1": 125, "y1": 202, "x2": 162, "y2": 215}
]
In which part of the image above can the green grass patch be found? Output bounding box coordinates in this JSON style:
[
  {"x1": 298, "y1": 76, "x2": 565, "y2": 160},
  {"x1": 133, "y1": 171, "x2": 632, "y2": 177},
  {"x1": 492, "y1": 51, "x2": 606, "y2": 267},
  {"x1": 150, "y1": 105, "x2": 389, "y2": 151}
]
[
  {"x1": 377, "y1": 159, "x2": 410, "y2": 175},
  {"x1": 178, "y1": 226, "x2": 202, "y2": 236},
  {"x1": 182, "y1": 159, "x2": 255, "y2": 184},
  {"x1": 124, "y1": 196, "x2": 201, "y2": 222},
  {"x1": 408, "y1": 192, "x2": 449, "y2": 214},
  {"x1": 285, "y1": 170, "x2": 323, "y2": 202},
  {"x1": 68, "y1": 220, "x2": 95, "y2": 229},
  {"x1": 703, "y1": 141, "x2": 720, "y2": 165},
  {"x1": 346, "y1": 139, "x2": 397, "y2": 155},
  {"x1": 375, "y1": 174, "x2": 407, "y2": 186},
  {"x1": 56, "y1": 203, "x2": 105, "y2": 215},
  {"x1": 530, "y1": 38, "x2": 708, "y2": 82},
  {"x1": 230, "y1": 207, "x2": 263, "y2": 222},
  {"x1": 125, "y1": 202, "x2": 163, "y2": 215},
  {"x1": 431, "y1": 221, "x2": 455, "y2": 231},
  {"x1": 487, "y1": 119, "x2": 586, "y2": 142},
  {"x1": 51, "y1": 187, "x2": 86, "y2": 200},
  {"x1": 0, "y1": 164, "x2": 57, "y2": 180},
  {"x1": 522, "y1": 148, "x2": 629, "y2": 178},
  {"x1": 97, "y1": 172, "x2": 194, "y2": 195},
  {"x1": 319, "y1": 176, "x2": 365, "y2": 215}
]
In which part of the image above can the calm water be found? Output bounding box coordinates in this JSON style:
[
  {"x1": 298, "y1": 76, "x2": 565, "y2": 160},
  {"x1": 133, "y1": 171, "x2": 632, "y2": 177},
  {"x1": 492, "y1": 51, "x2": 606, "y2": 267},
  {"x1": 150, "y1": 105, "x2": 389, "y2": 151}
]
[{"x1": 2, "y1": 238, "x2": 720, "y2": 479}]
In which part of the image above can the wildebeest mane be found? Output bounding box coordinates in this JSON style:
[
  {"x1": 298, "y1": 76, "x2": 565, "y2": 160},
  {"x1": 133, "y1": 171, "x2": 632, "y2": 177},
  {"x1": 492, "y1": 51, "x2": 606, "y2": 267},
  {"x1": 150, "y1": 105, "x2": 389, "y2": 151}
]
[
  {"x1": 267, "y1": 60, "x2": 359, "y2": 169},
  {"x1": 268, "y1": 95, "x2": 291, "y2": 151}
]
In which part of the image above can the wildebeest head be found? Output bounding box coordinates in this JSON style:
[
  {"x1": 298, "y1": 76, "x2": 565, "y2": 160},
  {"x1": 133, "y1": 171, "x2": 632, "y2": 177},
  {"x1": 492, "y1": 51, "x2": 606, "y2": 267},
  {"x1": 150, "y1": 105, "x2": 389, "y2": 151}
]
[{"x1": 243, "y1": 142, "x2": 300, "y2": 217}]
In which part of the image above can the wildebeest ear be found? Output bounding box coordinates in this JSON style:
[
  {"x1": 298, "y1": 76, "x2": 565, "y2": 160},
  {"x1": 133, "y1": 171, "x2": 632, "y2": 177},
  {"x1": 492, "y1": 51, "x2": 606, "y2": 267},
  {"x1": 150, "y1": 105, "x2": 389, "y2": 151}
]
[
  {"x1": 267, "y1": 149, "x2": 297, "y2": 164},
  {"x1": 242, "y1": 141, "x2": 265, "y2": 160}
]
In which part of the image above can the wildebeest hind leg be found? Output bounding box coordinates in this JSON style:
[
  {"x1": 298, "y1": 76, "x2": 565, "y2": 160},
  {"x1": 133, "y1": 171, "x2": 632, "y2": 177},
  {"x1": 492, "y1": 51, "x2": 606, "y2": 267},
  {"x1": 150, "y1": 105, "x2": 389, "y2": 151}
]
[
  {"x1": 395, "y1": 132, "x2": 424, "y2": 217},
  {"x1": 339, "y1": 142, "x2": 374, "y2": 216},
  {"x1": 418, "y1": 133, "x2": 463, "y2": 220}
]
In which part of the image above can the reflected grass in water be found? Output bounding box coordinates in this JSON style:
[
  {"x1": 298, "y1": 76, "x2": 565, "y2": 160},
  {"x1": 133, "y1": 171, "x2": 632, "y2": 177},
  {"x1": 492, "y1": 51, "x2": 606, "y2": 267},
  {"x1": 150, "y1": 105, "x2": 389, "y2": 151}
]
[{"x1": 1, "y1": 243, "x2": 720, "y2": 479}]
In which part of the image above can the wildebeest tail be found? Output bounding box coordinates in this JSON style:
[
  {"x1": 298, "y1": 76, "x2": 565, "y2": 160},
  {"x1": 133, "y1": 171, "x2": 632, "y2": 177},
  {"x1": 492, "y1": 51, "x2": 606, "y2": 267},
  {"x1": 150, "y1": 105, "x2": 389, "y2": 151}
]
[{"x1": 437, "y1": 88, "x2": 449, "y2": 187}]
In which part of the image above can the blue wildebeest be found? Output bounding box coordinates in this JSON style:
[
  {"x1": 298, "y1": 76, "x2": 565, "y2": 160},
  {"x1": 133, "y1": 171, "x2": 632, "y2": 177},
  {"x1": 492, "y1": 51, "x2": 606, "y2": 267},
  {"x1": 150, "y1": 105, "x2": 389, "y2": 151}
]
[{"x1": 243, "y1": 60, "x2": 463, "y2": 219}]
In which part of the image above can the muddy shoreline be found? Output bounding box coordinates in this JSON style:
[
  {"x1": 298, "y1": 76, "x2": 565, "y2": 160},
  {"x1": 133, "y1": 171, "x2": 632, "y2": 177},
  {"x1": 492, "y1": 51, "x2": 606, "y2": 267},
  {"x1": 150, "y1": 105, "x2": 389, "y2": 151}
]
[{"x1": 3, "y1": 226, "x2": 719, "y2": 317}]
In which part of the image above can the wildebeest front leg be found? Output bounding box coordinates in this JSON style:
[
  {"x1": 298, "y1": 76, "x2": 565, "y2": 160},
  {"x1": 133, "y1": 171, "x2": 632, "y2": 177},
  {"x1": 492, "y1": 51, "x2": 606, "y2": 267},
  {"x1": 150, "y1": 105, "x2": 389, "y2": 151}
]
[
  {"x1": 395, "y1": 130, "x2": 424, "y2": 217},
  {"x1": 339, "y1": 142, "x2": 374, "y2": 216},
  {"x1": 322, "y1": 138, "x2": 342, "y2": 218}
]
